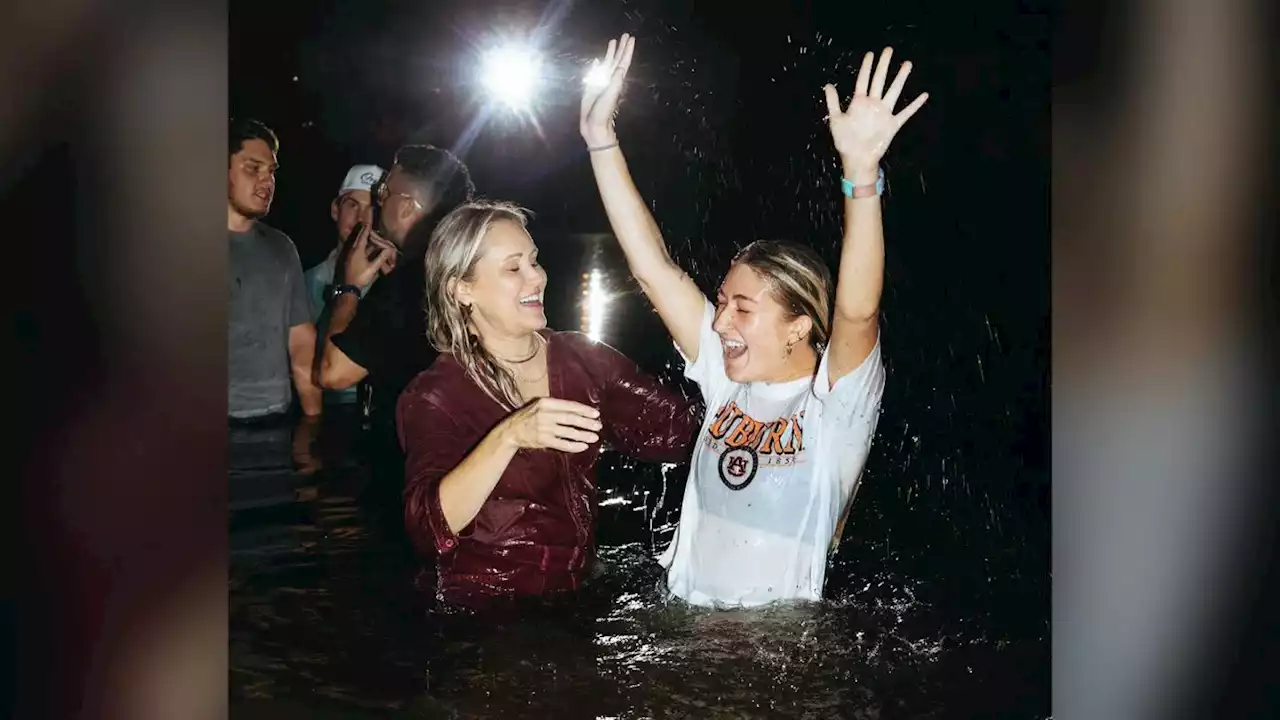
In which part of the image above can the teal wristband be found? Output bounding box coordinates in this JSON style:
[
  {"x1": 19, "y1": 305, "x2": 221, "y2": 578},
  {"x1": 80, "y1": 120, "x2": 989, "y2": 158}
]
[{"x1": 840, "y1": 167, "x2": 885, "y2": 198}]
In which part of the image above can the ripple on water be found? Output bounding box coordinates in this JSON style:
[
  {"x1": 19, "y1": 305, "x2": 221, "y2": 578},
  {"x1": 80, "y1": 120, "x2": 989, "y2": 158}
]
[{"x1": 232, "y1": 426, "x2": 1046, "y2": 718}]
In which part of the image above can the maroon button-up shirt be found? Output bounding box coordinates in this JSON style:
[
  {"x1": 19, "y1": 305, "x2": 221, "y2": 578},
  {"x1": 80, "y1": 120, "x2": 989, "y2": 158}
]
[{"x1": 396, "y1": 330, "x2": 701, "y2": 608}]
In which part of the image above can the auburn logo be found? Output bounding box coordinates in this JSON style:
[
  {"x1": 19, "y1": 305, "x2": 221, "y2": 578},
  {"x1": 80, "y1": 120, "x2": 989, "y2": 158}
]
[{"x1": 705, "y1": 402, "x2": 806, "y2": 489}]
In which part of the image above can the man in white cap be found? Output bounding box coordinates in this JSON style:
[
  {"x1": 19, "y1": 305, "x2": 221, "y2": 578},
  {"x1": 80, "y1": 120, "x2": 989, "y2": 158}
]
[
  {"x1": 303, "y1": 163, "x2": 383, "y2": 405},
  {"x1": 304, "y1": 164, "x2": 385, "y2": 320}
]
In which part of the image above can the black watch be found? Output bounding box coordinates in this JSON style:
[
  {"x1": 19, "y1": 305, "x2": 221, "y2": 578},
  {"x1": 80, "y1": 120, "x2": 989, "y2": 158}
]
[{"x1": 331, "y1": 284, "x2": 361, "y2": 300}]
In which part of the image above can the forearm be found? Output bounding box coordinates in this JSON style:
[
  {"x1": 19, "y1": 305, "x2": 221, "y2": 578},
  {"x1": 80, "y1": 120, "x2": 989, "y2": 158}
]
[
  {"x1": 834, "y1": 161, "x2": 885, "y2": 321},
  {"x1": 624, "y1": 400, "x2": 700, "y2": 462},
  {"x1": 318, "y1": 294, "x2": 365, "y2": 388},
  {"x1": 589, "y1": 145, "x2": 708, "y2": 357},
  {"x1": 589, "y1": 147, "x2": 681, "y2": 288},
  {"x1": 324, "y1": 293, "x2": 359, "y2": 344},
  {"x1": 604, "y1": 370, "x2": 701, "y2": 462},
  {"x1": 291, "y1": 354, "x2": 323, "y2": 415},
  {"x1": 430, "y1": 421, "x2": 520, "y2": 533},
  {"x1": 286, "y1": 323, "x2": 323, "y2": 415}
]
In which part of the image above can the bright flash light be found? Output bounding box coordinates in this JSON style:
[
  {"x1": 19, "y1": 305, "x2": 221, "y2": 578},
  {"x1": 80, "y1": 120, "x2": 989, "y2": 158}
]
[
  {"x1": 582, "y1": 269, "x2": 610, "y2": 341},
  {"x1": 480, "y1": 44, "x2": 542, "y2": 110},
  {"x1": 584, "y1": 59, "x2": 609, "y2": 89}
]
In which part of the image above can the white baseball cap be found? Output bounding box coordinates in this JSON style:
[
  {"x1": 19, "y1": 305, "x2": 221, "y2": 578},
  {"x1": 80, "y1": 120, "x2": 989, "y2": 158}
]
[{"x1": 337, "y1": 164, "x2": 384, "y2": 196}]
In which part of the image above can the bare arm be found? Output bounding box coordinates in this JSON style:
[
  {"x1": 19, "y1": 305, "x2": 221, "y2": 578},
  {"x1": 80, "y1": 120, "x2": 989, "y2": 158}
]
[
  {"x1": 582, "y1": 34, "x2": 707, "y2": 362},
  {"x1": 826, "y1": 162, "x2": 884, "y2": 382},
  {"x1": 430, "y1": 424, "x2": 520, "y2": 533},
  {"x1": 317, "y1": 293, "x2": 368, "y2": 389},
  {"x1": 589, "y1": 147, "x2": 707, "y2": 360},
  {"x1": 823, "y1": 47, "x2": 929, "y2": 385},
  {"x1": 400, "y1": 393, "x2": 601, "y2": 548},
  {"x1": 399, "y1": 394, "x2": 516, "y2": 549},
  {"x1": 317, "y1": 225, "x2": 393, "y2": 389},
  {"x1": 287, "y1": 322, "x2": 322, "y2": 416},
  {"x1": 399, "y1": 393, "x2": 513, "y2": 554}
]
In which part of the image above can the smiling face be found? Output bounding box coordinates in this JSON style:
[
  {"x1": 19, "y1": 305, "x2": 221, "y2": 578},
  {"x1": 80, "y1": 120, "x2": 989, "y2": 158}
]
[
  {"x1": 453, "y1": 219, "x2": 549, "y2": 341},
  {"x1": 713, "y1": 263, "x2": 814, "y2": 383}
]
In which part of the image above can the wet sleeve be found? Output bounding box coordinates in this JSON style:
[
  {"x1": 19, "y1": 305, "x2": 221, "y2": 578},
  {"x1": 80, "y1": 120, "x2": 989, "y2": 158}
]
[
  {"x1": 596, "y1": 341, "x2": 703, "y2": 463},
  {"x1": 813, "y1": 335, "x2": 886, "y2": 427},
  {"x1": 675, "y1": 299, "x2": 732, "y2": 404},
  {"x1": 813, "y1": 336, "x2": 886, "y2": 497},
  {"x1": 397, "y1": 386, "x2": 475, "y2": 556},
  {"x1": 283, "y1": 236, "x2": 311, "y2": 328}
]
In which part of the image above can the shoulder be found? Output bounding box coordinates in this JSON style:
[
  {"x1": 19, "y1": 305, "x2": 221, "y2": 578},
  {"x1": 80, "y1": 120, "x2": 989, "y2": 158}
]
[
  {"x1": 548, "y1": 330, "x2": 624, "y2": 361},
  {"x1": 256, "y1": 222, "x2": 302, "y2": 258},
  {"x1": 397, "y1": 354, "x2": 466, "y2": 414},
  {"x1": 549, "y1": 331, "x2": 638, "y2": 378},
  {"x1": 303, "y1": 257, "x2": 331, "y2": 280},
  {"x1": 549, "y1": 329, "x2": 591, "y2": 350},
  {"x1": 808, "y1": 347, "x2": 885, "y2": 426},
  {"x1": 254, "y1": 221, "x2": 292, "y2": 244}
]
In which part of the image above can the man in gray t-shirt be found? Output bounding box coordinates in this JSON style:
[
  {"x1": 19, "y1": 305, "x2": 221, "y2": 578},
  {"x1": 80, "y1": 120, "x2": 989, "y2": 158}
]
[{"x1": 227, "y1": 118, "x2": 322, "y2": 419}]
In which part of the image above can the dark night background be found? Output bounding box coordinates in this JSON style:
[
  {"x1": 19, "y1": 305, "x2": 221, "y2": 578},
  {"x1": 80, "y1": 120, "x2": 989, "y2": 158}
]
[
  {"x1": 230, "y1": 0, "x2": 1049, "y2": 512},
  {"x1": 9, "y1": 0, "x2": 1278, "y2": 714},
  {"x1": 231, "y1": 0, "x2": 1049, "y2": 453},
  {"x1": 229, "y1": 0, "x2": 1050, "y2": 713}
]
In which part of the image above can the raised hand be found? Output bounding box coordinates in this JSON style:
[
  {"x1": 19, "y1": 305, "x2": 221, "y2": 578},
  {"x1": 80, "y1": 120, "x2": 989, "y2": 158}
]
[
  {"x1": 823, "y1": 47, "x2": 928, "y2": 177},
  {"x1": 340, "y1": 223, "x2": 396, "y2": 288},
  {"x1": 580, "y1": 33, "x2": 636, "y2": 148}
]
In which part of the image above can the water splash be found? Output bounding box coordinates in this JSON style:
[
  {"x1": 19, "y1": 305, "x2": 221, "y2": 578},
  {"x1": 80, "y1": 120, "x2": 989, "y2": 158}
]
[{"x1": 231, "y1": 13, "x2": 1046, "y2": 717}]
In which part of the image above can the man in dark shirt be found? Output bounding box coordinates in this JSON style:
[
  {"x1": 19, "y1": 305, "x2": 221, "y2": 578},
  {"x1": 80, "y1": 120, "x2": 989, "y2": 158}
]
[
  {"x1": 304, "y1": 163, "x2": 382, "y2": 408},
  {"x1": 316, "y1": 144, "x2": 474, "y2": 426}
]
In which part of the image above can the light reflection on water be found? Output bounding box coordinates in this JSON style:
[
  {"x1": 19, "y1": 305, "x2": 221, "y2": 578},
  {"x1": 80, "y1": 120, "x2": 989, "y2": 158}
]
[
  {"x1": 230, "y1": 418, "x2": 1047, "y2": 718},
  {"x1": 579, "y1": 242, "x2": 613, "y2": 342},
  {"x1": 584, "y1": 268, "x2": 610, "y2": 341},
  {"x1": 229, "y1": 239, "x2": 1048, "y2": 718}
]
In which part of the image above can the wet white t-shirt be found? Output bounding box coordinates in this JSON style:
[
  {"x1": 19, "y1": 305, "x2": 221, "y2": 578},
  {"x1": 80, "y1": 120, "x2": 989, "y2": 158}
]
[{"x1": 659, "y1": 300, "x2": 885, "y2": 607}]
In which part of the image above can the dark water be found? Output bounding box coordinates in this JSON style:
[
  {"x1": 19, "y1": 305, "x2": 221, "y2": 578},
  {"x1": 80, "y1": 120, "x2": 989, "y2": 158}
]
[{"x1": 230, "y1": 243, "x2": 1049, "y2": 719}]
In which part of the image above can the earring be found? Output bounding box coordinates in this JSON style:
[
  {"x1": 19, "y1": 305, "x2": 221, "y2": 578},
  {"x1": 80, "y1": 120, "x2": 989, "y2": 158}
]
[{"x1": 784, "y1": 339, "x2": 796, "y2": 358}]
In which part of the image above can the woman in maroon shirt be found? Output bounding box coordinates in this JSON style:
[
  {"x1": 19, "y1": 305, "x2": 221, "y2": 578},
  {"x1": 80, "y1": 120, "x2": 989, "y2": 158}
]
[{"x1": 396, "y1": 200, "x2": 701, "y2": 608}]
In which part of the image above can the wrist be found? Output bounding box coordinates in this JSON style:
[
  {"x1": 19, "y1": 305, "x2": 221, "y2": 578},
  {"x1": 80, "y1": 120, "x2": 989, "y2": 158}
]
[
  {"x1": 841, "y1": 162, "x2": 880, "y2": 186},
  {"x1": 494, "y1": 418, "x2": 521, "y2": 452},
  {"x1": 331, "y1": 287, "x2": 360, "y2": 306},
  {"x1": 583, "y1": 130, "x2": 617, "y2": 149}
]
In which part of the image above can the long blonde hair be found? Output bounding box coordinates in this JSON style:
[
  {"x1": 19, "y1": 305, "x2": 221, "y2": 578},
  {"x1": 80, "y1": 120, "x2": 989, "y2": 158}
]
[{"x1": 424, "y1": 200, "x2": 533, "y2": 410}]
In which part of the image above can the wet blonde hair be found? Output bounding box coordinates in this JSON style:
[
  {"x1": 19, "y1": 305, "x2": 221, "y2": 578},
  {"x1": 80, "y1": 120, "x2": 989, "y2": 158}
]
[
  {"x1": 731, "y1": 240, "x2": 834, "y2": 353},
  {"x1": 424, "y1": 200, "x2": 533, "y2": 410}
]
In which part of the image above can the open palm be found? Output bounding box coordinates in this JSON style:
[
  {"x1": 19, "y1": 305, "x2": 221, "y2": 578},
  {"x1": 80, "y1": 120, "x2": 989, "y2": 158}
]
[
  {"x1": 824, "y1": 47, "x2": 928, "y2": 172},
  {"x1": 580, "y1": 34, "x2": 635, "y2": 146}
]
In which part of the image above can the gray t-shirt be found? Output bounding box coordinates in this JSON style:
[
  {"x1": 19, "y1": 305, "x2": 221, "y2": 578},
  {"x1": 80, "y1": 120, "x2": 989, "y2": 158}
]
[{"x1": 229, "y1": 222, "x2": 311, "y2": 418}]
